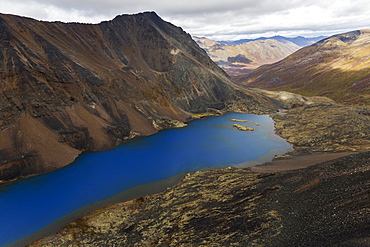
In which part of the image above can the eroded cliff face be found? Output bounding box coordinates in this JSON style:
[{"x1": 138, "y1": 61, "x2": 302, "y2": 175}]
[{"x1": 0, "y1": 12, "x2": 276, "y2": 183}]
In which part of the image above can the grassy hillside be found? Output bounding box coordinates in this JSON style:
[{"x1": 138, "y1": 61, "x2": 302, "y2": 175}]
[{"x1": 237, "y1": 30, "x2": 370, "y2": 105}]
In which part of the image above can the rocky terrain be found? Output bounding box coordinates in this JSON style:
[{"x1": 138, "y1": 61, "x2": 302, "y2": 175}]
[
  {"x1": 193, "y1": 36, "x2": 300, "y2": 77},
  {"x1": 273, "y1": 103, "x2": 370, "y2": 155},
  {"x1": 0, "y1": 12, "x2": 278, "y2": 183},
  {"x1": 236, "y1": 29, "x2": 370, "y2": 105},
  {"x1": 3, "y1": 13, "x2": 370, "y2": 246},
  {"x1": 29, "y1": 151, "x2": 370, "y2": 247},
  {"x1": 26, "y1": 98, "x2": 370, "y2": 246}
]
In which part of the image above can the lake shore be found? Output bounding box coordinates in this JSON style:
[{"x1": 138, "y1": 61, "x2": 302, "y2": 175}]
[
  {"x1": 2, "y1": 112, "x2": 291, "y2": 247},
  {"x1": 12, "y1": 172, "x2": 189, "y2": 247},
  {"x1": 249, "y1": 152, "x2": 357, "y2": 173},
  {"x1": 28, "y1": 151, "x2": 370, "y2": 246},
  {"x1": 25, "y1": 151, "x2": 353, "y2": 247},
  {"x1": 26, "y1": 102, "x2": 370, "y2": 246}
]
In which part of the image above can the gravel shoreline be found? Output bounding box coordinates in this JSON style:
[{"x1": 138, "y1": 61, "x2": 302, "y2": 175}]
[
  {"x1": 250, "y1": 152, "x2": 357, "y2": 173},
  {"x1": 28, "y1": 151, "x2": 370, "y2": 246},
  {"x1": 20, "y1": 152, "x2": 348, "y2": 247}
]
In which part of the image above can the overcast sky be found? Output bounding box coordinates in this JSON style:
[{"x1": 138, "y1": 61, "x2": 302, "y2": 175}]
[{"x1": 0, "y1": 0, "x2": 369, "y2": 40}]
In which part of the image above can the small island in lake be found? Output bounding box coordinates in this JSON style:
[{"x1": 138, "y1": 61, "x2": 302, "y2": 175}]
[
  {"x1": 230, "y1": 119, "x2": 260, "y2": 126},
  {"x1": 230, "y1": 118, "x2": 249, "y2": 122},
  {"x1": 232, "y1": 124, "x2": 254, "y2": 131}
]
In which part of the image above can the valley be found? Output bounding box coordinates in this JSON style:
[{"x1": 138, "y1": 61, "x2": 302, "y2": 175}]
[
  {"x1": 27, "y1": 94, "x2": 370, "y2": 247},
  {"x1": 0, "y1": 11, "x2": 369, "y2": 247},
  {"x1": 1, "y1": 113, "x2": 292, "y2": 246},
  {"x1": 0, "y1": 12, "x2": 276, "y2": 184}
]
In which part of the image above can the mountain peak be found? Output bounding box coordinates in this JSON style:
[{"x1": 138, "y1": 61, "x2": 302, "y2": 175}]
[
  {"x1": 0, "y1": 12, "x2": 275, "y2": 183},
  {"x1": 113, "y1": 11, "x2": 160, "y2": 20}
]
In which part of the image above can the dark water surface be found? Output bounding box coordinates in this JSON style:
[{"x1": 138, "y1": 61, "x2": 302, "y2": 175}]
[{"x1": 0, "y1": 113, "x2": 292, "y2": 246}]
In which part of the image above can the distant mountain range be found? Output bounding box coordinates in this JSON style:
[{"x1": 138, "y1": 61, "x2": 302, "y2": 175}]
[
  {"x1": 236, "y1": 30, "x2": 370, "y2": 105},
  {"x1": 218, "y1": 35, "x2": 326, "y2": 47},
  {"x1": 193, "y1": 36, "x2": 303, "y2": 77}
]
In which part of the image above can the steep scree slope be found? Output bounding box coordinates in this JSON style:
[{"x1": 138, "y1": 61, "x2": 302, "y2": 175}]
[{"x1": 0, "y1": 12, "x2": 275, "y2": 183}]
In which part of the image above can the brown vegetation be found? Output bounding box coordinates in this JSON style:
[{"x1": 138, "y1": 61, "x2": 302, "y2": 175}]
[{"x1": 236, "y1": 30, "x2": 370, "y2": 105}]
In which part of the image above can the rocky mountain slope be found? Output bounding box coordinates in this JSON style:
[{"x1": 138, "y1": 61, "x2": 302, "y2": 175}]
[
  {"x1": 20, "y1": 26, "x2": 370, "y2": 247},
  {"x1": 193, "y1": 36, "x2": 300, "y2": 76},
  {"x1": 0, "y1": 12, "x2": 277, "y2": 183},
  {"x1": 236, "y1": 29, "x2": 370, "y2": 105}
]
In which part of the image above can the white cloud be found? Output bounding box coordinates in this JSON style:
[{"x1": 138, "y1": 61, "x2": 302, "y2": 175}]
[{"x1": 0, "y1": 0, "x2": 369, "y2": 40}]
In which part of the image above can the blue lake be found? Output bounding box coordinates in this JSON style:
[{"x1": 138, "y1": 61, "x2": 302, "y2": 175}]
[{"x1": 0, "y1": 113, "x2": 292, "y2": 246}]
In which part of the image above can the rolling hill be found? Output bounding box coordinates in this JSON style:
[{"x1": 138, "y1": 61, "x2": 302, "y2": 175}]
[{"x1": 236, "y1": 30, "x2": 370, "y2": 105}]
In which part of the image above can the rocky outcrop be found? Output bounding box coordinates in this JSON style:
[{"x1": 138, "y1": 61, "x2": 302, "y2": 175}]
[
  {"x1": 0, "y1": 12, "x2": 277, "y2": 183},
  {"x1": 236, "y1": 29, "x2": 370, "y2": 105},
  {"x1": 193, "y1": 36, "x2": 300, "y2": 77},
  {"x1": 272, "y1": 103, "x2": 370, "y2": 155},
  {"x1": 29, "y1": 152, "x2": 370, "y2": 246}
]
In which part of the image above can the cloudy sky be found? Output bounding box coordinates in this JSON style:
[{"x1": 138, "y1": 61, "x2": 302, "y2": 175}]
[{"x1": 0, "y1": 0, "x2": 369, "y2": 40}]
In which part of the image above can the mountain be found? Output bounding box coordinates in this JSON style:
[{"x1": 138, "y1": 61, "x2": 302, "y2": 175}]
[
  {"x1": 0, "y1": 12, "x2": 276, "y2": 183},
  {"x1": 193, "y1": 36, "x2": 300, "y2": 76},
  {"x1": 219, "y1": 35, "x2": 326, "y2": 47},
  {"x1": 236, "y1": 30, "x2": 370, "y2": 105}
]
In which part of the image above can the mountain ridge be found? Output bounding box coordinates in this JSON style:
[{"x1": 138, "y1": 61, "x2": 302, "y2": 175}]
[
  {"x1": 218, "y1": 35, "x2": 326, "y2": 47},
  {"x1": 236, "y1": 29, "x2": 370, "y2": 105},
  {"x1": 0, "y1": 12, "x2": 276, "y2": 183},
  {"x1": 193, "y1": 36, "x2": 301, "y2": 76}
]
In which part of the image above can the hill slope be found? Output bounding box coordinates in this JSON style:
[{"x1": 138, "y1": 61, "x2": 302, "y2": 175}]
[
  {"x1": 194, "y1": 36, "x2": 300, "y2": 76},
  {"x1": 237, "y1": 30, "x2": 370, "y2": 105},
  {"x1": 0, "y1": 12, "x2": 275, "y2": 183}
]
